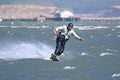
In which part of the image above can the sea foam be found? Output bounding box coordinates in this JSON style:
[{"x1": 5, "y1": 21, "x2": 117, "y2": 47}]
[
  {"x1": 112, "y1": 73, "x2": 120, "y2": 78},
  {"x1": 74, "y1": 26, "x2": 108, "y2": 30},
  {"x1": 100, "y1": 52, "x2": 114, "y2": 56},
  {"x1": 63, "y1": 66, "x2": 75, "y2": 70},
  {"x1": 0, "y1": 42, "x2": 53, "y2": 61}
]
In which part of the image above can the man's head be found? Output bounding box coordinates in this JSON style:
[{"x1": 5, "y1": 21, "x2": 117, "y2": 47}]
[{"x1": 67, "y1": 23, "x2": 73, "y2": 31}]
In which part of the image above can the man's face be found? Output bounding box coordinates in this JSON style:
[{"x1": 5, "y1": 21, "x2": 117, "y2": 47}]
[{"x1": 67, "y1": 26, "x2": 73, "y2": 31}]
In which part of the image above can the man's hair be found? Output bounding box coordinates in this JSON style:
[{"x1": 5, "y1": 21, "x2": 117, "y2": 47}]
[{"x1": 68, "y1": 23, "x2": 73, "y2": 27}]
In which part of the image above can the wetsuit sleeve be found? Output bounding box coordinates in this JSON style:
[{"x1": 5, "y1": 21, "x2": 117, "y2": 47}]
[
  {"x1": 55, "y1": 25, "x2": 65, "y2": 32},
  {"x1": 72, "y1": 30, "x2": 81, "y2": 39}
]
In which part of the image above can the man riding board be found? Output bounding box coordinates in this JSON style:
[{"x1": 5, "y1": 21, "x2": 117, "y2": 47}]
[{"x1": 50, "y1": 23, "x2": 84, "y2": 61}]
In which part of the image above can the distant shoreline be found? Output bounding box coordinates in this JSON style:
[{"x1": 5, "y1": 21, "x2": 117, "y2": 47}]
[
  {"x1": 1, "y1": 17, "x2": 120, "y2": 21},
  {"x1": 0, "y1": 4, "x2": 120, "y2": 21},
  {"x1": 0, "y1": 4, "x2": 56, "y2": 20}
]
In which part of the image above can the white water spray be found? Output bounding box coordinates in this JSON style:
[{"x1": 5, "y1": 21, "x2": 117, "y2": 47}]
[{"x1": 0, "y1": 43, "x2": 54, "y2": 61}]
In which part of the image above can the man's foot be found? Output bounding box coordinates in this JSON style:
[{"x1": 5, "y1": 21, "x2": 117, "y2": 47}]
[{"x1": 50, "y1": 54, "x2": 59, "y2": 61}]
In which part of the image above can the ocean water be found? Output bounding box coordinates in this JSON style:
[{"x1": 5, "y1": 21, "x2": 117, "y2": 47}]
[{"x1": 0, "y1": 20, "x2": 120, "y2": 80}]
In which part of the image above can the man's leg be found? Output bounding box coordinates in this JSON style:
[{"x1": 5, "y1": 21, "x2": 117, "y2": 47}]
[
  {"x1": 54, "y1": 37, "x2": 61, "y2": 55},
  {"x1": 58, "y1": 41, "x2": 66, "y2": 55},
  {"x1": 54, "y1": 35, "x2": 66, "y2": 56},
  {"x1": 50, "y1": 35, "x2": 66, "y2": 61},
  {"x1": 50, "y1": 36, "x2": 61, "y2": 61}
]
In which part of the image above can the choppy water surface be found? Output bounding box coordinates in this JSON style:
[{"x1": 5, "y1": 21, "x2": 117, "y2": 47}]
[{"x1": 0, "y1": 20, "x2": 120, "y2": 80}]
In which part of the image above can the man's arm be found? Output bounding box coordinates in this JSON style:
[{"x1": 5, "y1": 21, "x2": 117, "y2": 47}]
[
  {"x1": 52, "y1": 26, "x2": 65, "y2": 40},
  {"x1": 72, "y1": 30, "x2": 84, "y2": 41}
]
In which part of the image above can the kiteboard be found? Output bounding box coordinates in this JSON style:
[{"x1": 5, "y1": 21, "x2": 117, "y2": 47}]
[{"x1": 50, "y1": 54, "x2": 59, "y2": 61}]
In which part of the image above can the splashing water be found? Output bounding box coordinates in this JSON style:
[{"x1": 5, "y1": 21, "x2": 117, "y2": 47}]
[{"x1": 0, "y1": 43, "x2": 54, "y2": 61}]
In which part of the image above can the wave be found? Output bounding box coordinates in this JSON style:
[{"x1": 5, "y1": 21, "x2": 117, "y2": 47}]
[
  {"x1": 116, "y1": 26, "x2": 120, "y2": 28},
  {"x1": 74, "y1": 26, "x2": 109, "y2": 30},
  {"x1": 79, "y1": 52, "x2": 89, "y2": 56},
  {"x1": 0, "y1": 25, "x2": 50, "y2": 29},
  {"x1": 0, "y1": 25, "x2": 120, "y2": 30},
  {"x1": 78, "y1": 52, "x2": 115, "y2": 57},
  {"x1": 26, "y1": 26, "x2": 50, "y2": 29},
  {"x1": 112, "y1": 73, "x2": 120, "y2": 78},
  {"x1": 117, "y1": 35, "x2": 120, "y2": 37},
  {"x1": 63, "y1": 66, "x2": 75, "y2": 70},
  {"x1": 0, "y1": 42, "x2": 54, "y2": 61},
  {"x1": 100, "y1": 52, "x2": 114, "y2": 56}
]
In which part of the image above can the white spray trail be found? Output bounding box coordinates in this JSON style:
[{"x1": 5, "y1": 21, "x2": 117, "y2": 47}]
[{"x1": 0, "y1": 43, "x2": 54, "y2": 61}]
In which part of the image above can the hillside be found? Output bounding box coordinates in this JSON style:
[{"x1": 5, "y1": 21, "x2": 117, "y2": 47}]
[
  {"x1": 0, "y1": 0, "x2": 120, "y2": 17},
  {"x1": 0, "y1": 4, "x2": 56, "y2": 20}
]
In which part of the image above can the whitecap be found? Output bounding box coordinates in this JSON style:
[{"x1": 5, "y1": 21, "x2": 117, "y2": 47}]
[
  {"x1": 25, "y1": 26, "x2": 50, "y2": 29},
  {"x1": 117, "y1": 35, "x2": 120, "y2": 37},
  {"x1": 74, "y1": 26, "x2": 94, "y2": 30},
  {"x1": 90, "y1": 35, "x2": 93, "y2": 38},
  {"x1": 116, "y1": 26, "x2": 120, "y2": 28},
  {"x1": 112, "y1": 29, "x2": 115, "y2": 31},
  {"x1": 10, "y1": 26, "x2": 21, "y2": 28},
  {"x1": 80, "y1": 52, "x2": 88, "y2": 56},
  {"x1": 63, "y1": 66, "x2": 75, "y2": 70},
  {"x1": 26, "y1": 26, "x2": 40, "y2": 29},
  {"x1": 41, "y1": 26, "x2": 50, "y2": 28},
  {"x1": 74, "y1": 26, "x2": 108, "y2": 31},
  {"x1": 94, "y1": 26, "x2": 108, "y2": 29},
  {"x1": 112, "y1": 73, "x2": 120, "y2": 77},
  {"x1": 0, "y1": 26, "x2": 8, "y2": 27},
  {"x1": 100, "y1": 52, "x2": 114, "y2": 56},
  {"x1": 0, "y1": 18, "x2": 3, "y2": 22},
  {"x1": 106, "y1": 49, "x2": 119, "y2": 52}
]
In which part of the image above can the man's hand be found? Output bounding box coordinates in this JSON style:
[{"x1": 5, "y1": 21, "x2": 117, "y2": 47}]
[
  {"x1": 50, "y1": 37, "x2": 56, "y2": 41},
  {"x1": 50, "y1": 31, "x2": 57, "y2": 41},
  {"x1": 80, "y1": 38, "x2": 84, "y2": 41},
  {"x1": 53, "y1": 30, "x2": 57, "y2": 36}
]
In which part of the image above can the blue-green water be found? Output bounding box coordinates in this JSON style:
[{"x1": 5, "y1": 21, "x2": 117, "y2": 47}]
[{"x1": 0, "y1": 20, "x2": 120, "y2": 80}]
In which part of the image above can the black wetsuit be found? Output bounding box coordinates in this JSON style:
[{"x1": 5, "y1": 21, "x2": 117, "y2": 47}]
[
  {"x1": 54, "y1": 32, "x2": 69, "y2": 56},
  {"x1": 53, "y1": 25, "x2": 81, "y2": 56}
]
